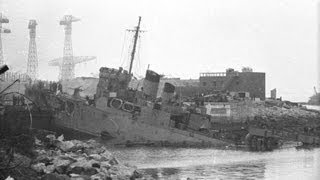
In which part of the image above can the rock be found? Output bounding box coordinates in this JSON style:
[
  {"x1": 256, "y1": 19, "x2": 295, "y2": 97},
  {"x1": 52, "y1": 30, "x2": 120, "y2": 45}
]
[
  {"x1": 46, "y1": 134, "x2": 56, "y2": 141},
  {"x1": 70, "y1": 174, "x2": 90, "y2": 180},
  {"x1": 91, "y1": 163, "x2": 100, "y2": 168},
  {"x1": 36, "y1": 155, "x2": 53, "y2": 165},
  {"x1": 44, "y1": 165, "x2": 56, "y2": 174},
  {"x1": 70, "y1": 159, "x2": 99, "y2": 169},
  {"x1": 109, "y1": 157, "x2": 119, "y2": 165},
  {"x1": 57, "y1": 141, "x2": 76, "y2": 152},
  {"x1": 83, "y1": 167, "x2": 98, "y2": 176},
  {"x1": 109, "y1": 165, "x2": 135, "y2": 179},
  {"x1": 100, "y1": 151, "x2": 113, "y2": 161},
  {"x1": 100, "y1": 162, "x2": 111, "y2": 169},
  {"x1": 70, "y1": 167, "x2": 85, "y2": 175},
  {"x1": 88, "y1": 154, "x2": 102, "y2": 161},
  {"x1": 90, "y1": 174, "x2": 105, "y2": 180},
  {"x1": 99, "y1": 166, "x2": 110, "y2": 176},
  {"x1": 130, "y1": 170, "x2": 143, "y2": 179},
  {"x1": 52, "y1": 158, "x2": 72, "y2": 167},
  {"x1": 84, "y1": 147, "x2": 105, "y2": 156},
  {"x1": 57, "y1": 135, "x2": 64, "y2": 142},
  {"x1": 56, "y1": 165, "x2": 69, "y2": 174},
  {"x1": 35, "y1": 136, "x2": 42, "y2": 146},
  {"x1": 32, "y1": 162, "x2": 46, "y2": 173},
  {"x1": 5, "y1": 176, "x2": 14, "y2": 180},
  {"x1": 41, "y1": 173, "x2": 70, "y2": 180},
  {"x1": 70, "y1": 166, "x2": 98, "y2": 176}
]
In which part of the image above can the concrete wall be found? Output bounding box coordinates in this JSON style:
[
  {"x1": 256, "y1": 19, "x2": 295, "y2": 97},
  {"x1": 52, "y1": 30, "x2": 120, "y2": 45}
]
[{"x1": 205, "y1": 102, "x2": 254, "y2": 122}]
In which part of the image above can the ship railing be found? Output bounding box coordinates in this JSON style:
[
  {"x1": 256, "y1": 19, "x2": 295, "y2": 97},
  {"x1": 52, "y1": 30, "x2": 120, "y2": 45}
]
[{"x1": 200, "y1": 72, "x2": 239, "y2": 77}]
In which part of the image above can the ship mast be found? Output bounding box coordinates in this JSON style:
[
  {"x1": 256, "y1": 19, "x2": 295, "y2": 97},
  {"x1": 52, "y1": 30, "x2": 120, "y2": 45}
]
[{"x1": 128, "y1": 16, "x2": 141, "y2": 76}]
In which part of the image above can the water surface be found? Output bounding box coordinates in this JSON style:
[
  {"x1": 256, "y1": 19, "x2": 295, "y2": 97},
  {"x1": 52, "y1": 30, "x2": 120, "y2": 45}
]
[{"x1": 110, "y1": 147, "x2": 320, "y2": 180}]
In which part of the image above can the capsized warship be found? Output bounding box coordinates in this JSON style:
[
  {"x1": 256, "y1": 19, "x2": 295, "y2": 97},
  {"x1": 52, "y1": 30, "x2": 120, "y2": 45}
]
[
  {"x1": 27, "y1": 16, "x2": 229, "y2": 147},
  {"x1": 40, "y1": 67, "x2": 229, "y2": 147}
]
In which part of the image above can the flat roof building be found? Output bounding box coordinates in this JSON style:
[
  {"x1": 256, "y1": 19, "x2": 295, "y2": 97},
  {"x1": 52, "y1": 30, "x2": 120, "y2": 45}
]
[{"x1": 199, "y1": 68, "x2": 265, "y2": 100}]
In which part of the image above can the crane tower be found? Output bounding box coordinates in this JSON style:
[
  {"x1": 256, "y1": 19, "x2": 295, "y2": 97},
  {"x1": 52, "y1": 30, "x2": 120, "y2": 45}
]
[
  {"x1": 0, "y1": 13, "x2": 10, "y2": 66},
  {"x1": 27, "y1": 20, "x2": 38, "y2": 80},
  {"x1": 49, "y1": 15, "x2": 96, "y2": 81}
]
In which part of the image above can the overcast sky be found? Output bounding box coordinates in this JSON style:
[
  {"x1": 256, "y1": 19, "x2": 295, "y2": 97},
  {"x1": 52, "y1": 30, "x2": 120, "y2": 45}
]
[{"x1": 0, "y1": 0, "x2": 319, "y2": 102}]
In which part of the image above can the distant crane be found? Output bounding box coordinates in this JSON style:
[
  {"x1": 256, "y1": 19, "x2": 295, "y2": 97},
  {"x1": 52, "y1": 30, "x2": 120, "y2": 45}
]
[
  {"x1": 27, "y1": 20, "x2": 38, "y2": 80},
  {"x1": 49, "y1": 15, "x2": 96, "y2": 81},
  {"x1": 0, "y1": 13, "x2": 10, "y2": 66}
]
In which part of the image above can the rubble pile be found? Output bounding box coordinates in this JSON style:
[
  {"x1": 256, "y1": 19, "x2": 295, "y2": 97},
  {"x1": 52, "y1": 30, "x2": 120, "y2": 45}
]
[
  {"x1": 251, "y1": 100, "x2": 318, "y2": 118},
  {"x1": 30, "y1": 134, "x2": 144, "y2": 180},
  {"x1": 249, "y1": 100, "x2": 320, "y2": 133}
]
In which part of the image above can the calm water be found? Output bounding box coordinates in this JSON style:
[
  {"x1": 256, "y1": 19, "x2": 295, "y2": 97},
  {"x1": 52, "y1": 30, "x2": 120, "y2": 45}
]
[{"x1": 110, "y1": 147, "x2": 320, "y2": 180}]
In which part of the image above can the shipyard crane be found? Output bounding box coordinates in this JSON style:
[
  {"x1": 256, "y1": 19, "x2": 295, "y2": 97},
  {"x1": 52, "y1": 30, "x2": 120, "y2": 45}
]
[
  {"x1": 27, "y1": 20, "x2": 38, "y2": 80},
  {"x1": 49, "y1": 15, "x2": 96, "y2": 81},
  {"x1": 0, "y1": 13, "x2": 10, "y2": 66}
]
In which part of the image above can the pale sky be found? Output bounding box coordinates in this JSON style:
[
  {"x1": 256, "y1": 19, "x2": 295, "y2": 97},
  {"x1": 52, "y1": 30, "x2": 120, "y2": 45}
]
[{"x1": 0, "y1": 0, "x2": 319, "y2": 102}]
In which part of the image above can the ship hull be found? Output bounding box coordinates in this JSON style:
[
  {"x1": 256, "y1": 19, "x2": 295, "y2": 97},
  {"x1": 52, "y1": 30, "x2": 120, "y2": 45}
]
[{"x1": 52, "y1": 97, "x2": 229, "y2": 147}]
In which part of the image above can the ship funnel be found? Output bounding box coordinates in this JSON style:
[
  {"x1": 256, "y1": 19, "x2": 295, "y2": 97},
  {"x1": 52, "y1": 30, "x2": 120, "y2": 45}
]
[
  {"x1": 143, "y1": 70, "x2": 160, "y2": 99},
  {"x1": 162, "y1": 82, "x2": 175, "y2": 104}
]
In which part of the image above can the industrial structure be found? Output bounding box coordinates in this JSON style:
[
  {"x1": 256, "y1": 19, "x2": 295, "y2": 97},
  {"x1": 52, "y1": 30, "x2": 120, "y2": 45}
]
[
  {"x1": 199, "y1": 68, "x2": 265, "y2": 100},
  {"x1": 27, "y1": 20, "x2": 38, "y2": 80},
  {"x1": 0, "y1": 13, "x2": 10, "y2": 66},
  {"x1": 49, "y1": 15, "x2": 96, "y2": 81}
]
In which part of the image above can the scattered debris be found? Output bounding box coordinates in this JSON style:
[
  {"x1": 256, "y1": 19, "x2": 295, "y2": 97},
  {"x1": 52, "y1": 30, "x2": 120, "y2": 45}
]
[{"x1": 30, "y1": 133, "x2": 145, "y2": 180}]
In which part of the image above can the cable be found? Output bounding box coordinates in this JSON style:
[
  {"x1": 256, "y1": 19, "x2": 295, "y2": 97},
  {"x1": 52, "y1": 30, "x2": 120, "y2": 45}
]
[{"x1": 119, "y1": 30, "x2": 128, "y2": 67}]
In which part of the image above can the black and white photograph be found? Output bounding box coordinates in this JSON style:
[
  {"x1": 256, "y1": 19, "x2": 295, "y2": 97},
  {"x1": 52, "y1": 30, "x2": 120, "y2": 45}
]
[{"x1": 0, "y1": 0, "x2": 319, "y2": 179}]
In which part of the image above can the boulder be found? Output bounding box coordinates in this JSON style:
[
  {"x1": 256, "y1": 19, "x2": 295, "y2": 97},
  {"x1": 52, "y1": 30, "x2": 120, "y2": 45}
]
[
  {"x1": 35, "y1": 154, "x2": 53, "y2": 165},
  {"x1": 91, "y1": 162, "x2": 100, "y2": 168},
  {"x1": 70, "y1": 167, "x2": 85, "y2": 175},
  {"x1": 44, "y1": 165, "x2": 56, "y2": 174},
  {"x1": 90, "y1": 173, "x2": 106, "y2": 180},
  {"x1": 52, "y1": 158, "x2": 72, "y2": 167},
  {"x1": 84, "y1": 147, "x2": 105, "y2": 156},
  {"x1": 130, "y1": 170, "x2": 143, "y2": 179},
  {"x1": 5, "y1": 176, "x2": 14, "y2": 180},
  {"x1": 99, "y1": 150, "x2": 113, "y2": 161},
  {"x1": 69, "y1": 174, "x2": 90, "y2": 180},
  {"x1": 100, "y1": 162, "x2": 111, "y2": 169},
  {"x1": 88, "y1": 154, "x2": 102, "y2": 161},
  {"x1": 83, "y1": 167, "x2": 98, "y2": 176},
  {"x1": 57, "y1": 141, "x2": 76, "y2": 152},
  {"x1": 109, "y1": 157, "x2": 119, "y2": 165},
  {"x1": 109, "y1": 164, "x2": 135, "y2": 179},
  {"x1": 41, "y1": 173, "x2": 70, "y2": 180},
  {"x1": 57, "y1": 135, "x2": 64, "y2": 142},
  {"x1": 31, "y1": 162, "x2": 46, "y2": 173}
]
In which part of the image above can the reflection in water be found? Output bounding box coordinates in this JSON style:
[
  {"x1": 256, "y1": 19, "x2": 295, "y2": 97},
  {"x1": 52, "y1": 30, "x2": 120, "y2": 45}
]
[
  {"x1": 140, "y1": 161, "x2": 266, "y2": 180},
  {"x1": 110, "y1": 147, "x2": 320, "y2": 180}
]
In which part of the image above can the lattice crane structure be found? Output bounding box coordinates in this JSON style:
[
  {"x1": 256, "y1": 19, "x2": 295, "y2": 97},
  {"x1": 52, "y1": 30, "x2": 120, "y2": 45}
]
[
  {"x1": 27, "y1": 20, "x2": 38, "y2": 80},
  {"x1": 0, "y1": 13, "x2": 10, "y2": 66},
  {"x1": 49, "y1": 15, "x2": 96, "y2": 81}
]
